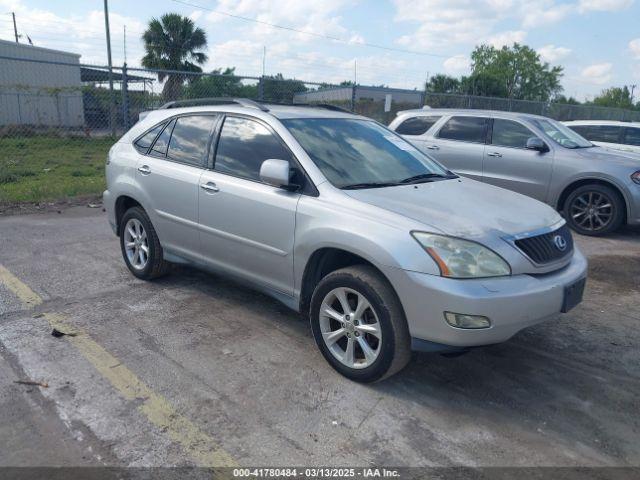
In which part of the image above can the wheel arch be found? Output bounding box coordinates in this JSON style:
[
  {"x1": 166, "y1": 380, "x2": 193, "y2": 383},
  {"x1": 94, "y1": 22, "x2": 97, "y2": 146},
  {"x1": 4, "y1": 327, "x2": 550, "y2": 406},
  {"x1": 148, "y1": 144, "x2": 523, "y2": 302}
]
[
  {"x1": 298, "y1": 247, "x2": 402, "y2": 317},
  {"x1": 556, "y1": 177, "x2": 628, "y2": 223},
  {"x1": 114, "y1": 195, "x2": 145, "y2": 236}
]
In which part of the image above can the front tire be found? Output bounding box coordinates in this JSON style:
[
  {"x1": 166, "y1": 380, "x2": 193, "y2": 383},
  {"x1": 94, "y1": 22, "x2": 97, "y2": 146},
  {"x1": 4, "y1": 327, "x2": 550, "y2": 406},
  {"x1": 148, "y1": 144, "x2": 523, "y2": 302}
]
[
  {"x1": 310, "y1": 265, "x2": 411, "y2": 382},
  {"x1": 119, "y1": 206, "x2": 169, "y2": 280},
  {"x1": 564, "y1": 184, "x2": 624, "y2": 236}
]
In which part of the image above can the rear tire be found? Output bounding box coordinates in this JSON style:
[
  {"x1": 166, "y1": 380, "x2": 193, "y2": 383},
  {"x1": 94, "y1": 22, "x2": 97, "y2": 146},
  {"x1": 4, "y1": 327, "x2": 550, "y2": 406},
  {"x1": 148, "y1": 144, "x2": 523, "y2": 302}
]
[
  {"x1": 564, "y1": 184, "x2": 624, "y2": 236},
  {"x1": 119, "y1": 206, "x2": 169, "y2": 280},
  {"x1": 310, "y1": 265, "x2": 411, "y2": 382}
]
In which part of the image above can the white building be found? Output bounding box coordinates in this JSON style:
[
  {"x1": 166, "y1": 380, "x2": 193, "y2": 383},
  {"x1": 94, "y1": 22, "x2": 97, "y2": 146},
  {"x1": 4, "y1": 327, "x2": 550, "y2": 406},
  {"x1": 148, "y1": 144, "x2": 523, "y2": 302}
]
[{"x1": 0, "y1": 39, "x2": 84, "y2": 127}]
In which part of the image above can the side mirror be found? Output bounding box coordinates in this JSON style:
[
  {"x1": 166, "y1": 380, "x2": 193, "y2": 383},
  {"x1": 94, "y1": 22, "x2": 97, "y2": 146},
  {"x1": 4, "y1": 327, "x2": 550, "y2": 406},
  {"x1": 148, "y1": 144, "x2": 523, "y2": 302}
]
[
  {"x1": 260, "y1": 159, "x2": 290, "y2": 188},
  {"x1": 526, "y1": 137, "x2": 548, "y2": 152}
]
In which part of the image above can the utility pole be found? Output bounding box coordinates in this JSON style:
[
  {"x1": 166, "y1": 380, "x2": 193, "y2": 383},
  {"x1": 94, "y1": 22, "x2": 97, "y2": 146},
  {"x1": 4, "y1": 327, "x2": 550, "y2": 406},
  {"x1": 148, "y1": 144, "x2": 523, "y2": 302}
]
[
  {"x1": 354, "y1": 59, "x2": 357, "y2": 85},
  {"x1": 103, "y1": 0, "x2": 116, "y2": 137},
  {"x1": 123, "y1": 25, "x2": 127, "y2": 63},
  {"x1": 631, "y1": 84, "x2": 637, "y2": 104},
  {"x1": 262, "y1": 46, "x2": 266, "y2": 77},
  {"x1": 12, "y1": 12, "x2": 18, "y2": 43}
]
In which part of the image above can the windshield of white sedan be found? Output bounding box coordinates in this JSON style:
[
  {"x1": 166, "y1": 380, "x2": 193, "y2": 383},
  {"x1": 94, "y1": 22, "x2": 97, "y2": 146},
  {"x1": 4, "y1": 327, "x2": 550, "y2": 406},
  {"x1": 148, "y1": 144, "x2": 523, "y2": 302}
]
[
  {"x1": 532, "y1": 119, "x2": 593, "y2": 148},
  {"x1": 282, "y1": 118, "x2": 454, "y2": 189}
]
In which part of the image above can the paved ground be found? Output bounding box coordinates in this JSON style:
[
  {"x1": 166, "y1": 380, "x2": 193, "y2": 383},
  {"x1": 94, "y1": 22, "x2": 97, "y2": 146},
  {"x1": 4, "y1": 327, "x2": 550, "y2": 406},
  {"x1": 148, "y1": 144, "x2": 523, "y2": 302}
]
[{"x1": 0, "y1": 207, "x2": 638, "y2": 468}]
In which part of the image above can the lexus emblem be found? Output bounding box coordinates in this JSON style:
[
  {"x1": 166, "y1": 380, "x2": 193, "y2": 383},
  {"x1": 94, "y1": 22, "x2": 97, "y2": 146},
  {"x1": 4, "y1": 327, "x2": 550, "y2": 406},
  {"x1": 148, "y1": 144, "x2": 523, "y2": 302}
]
[{"x1": 553, "y1": 234, "x2": 567, "y2": 251}]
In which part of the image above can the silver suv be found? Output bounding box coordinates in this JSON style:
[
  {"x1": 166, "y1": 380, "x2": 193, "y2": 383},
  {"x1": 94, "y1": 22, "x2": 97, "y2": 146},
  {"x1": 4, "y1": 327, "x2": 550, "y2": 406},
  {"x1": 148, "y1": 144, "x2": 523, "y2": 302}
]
[
  {"x1": 104, "y1": 99, "x2": 587, "y2": 382},
  {"x1": 389, "y1": 109, "x2": 640, "y2": 235}
]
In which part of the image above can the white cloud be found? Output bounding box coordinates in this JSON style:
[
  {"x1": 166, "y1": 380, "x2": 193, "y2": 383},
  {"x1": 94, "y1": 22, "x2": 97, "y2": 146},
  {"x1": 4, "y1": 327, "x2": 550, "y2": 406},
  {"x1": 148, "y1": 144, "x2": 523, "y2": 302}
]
[
  {"x1": 537, "y1": 44, "x2": 572, "y2": 63},
  {"x1": 393, "y1": 0, "x2": 506, "y2": 49},
  {"x1": 629, "y1": 38, "x2": 640, "y2": 59},
  {"x1": 204, "y1": 0, "x2": 358, "y2": 44},
  {"x1": 521, "y1": 1, "x2": 574, "y2": 28},
  {"x1": 578, "y1": 0, "x2": 634, "y2": 12},
  {"x1": 581, "y1": 63, "x2": 613, "y2": 84},
  {"x1": 486, "y1": 30, "x2": 527, "y2": 48},
  {"x1": 443, "y1": 55, "x2": 471, "y2": 74}
]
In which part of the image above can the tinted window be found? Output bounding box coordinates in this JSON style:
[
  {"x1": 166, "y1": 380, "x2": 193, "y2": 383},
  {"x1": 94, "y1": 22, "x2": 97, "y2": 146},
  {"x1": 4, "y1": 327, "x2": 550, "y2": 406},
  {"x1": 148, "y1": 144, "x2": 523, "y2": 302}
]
[
  {"x1": 282, "y1": 118, "x2": 450, "y2": 189},
  {"x1": 491, "y1": 119, "x2": 536, "y2": 148},
  {"x1": 214, "y1": 117, "x2": 293, "y2": 181},
  {"x1": 150, "y1": 120, "x2": 175, "y2": 157},
  {"x1": 395, "y1": 116, "x2": 441, "y2": 136},
  {"x1": 624, "y1": 127, "x2": 640, "y2": 146},
  {"x1": 167, "y1": 115, "x2": 218, "y2": 166},
  {"x1": 567, "y1": 125, "x2": 592, "y2": 138},
  {"x1": 437, "y1": 116, "x2": 488, "y2": 143},
  {"x1": 586, "y1": 125, "x2": 623, "y2": 143},
  {"x1": 135, "y1": 123, "x2": 165, "y2": 153}
]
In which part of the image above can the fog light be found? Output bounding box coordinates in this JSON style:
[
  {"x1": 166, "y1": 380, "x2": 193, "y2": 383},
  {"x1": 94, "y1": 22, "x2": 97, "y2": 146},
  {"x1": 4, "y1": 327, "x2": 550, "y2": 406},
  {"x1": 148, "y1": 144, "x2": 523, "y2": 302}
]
[{"x1": 444, "y1": 312, "x2": 491, "y2": 329}]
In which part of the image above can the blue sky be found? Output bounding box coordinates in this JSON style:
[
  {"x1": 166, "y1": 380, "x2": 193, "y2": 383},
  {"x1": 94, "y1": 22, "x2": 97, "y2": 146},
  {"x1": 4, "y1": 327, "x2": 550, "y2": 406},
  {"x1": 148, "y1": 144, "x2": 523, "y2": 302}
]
[{"x1": 1, "y1": 0, "x2": 639, "y2": 100}]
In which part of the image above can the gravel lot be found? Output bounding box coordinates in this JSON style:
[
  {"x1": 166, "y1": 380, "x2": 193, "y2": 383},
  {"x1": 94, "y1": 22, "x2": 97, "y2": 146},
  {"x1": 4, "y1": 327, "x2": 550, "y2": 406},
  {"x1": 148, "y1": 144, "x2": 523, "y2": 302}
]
[{"x1": 0, "y1": 207, "x2": 638, "y2": 469}]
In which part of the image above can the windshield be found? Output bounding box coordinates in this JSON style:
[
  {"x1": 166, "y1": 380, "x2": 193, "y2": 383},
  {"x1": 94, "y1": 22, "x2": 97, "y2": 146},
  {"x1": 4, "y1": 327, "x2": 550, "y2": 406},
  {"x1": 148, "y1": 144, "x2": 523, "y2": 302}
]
[
  {"x1": 281, "y1": 118, "x2": 452, "y2": 188},
  {"x1": 531, "y1": 118, "x2": 593, "y2": 149}
]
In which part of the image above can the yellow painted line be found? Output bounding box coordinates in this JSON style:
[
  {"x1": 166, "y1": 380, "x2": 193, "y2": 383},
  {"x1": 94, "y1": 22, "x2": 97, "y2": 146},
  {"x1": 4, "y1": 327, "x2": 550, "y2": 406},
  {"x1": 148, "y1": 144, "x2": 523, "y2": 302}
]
[
  {"x1": 0, "y1": 264, "x2": 43, "y2": 308},
  {"x1": 0, "y1": 264, "x2": 236, "y2": 467}
]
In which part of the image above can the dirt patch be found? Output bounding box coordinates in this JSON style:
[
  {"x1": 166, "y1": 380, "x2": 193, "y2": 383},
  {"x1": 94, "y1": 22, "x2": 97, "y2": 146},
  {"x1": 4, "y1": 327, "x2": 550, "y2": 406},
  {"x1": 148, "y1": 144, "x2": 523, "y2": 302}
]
[
  {"x1": 0, "y1": 195, "x2": 103, "y2": 216},
  {"x1": 588, "y1": 255, "x2": 640, "y2": 295}
]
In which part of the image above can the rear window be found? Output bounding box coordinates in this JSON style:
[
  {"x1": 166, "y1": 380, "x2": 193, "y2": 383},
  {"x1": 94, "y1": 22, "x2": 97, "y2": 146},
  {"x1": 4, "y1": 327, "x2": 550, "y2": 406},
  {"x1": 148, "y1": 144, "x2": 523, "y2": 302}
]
[
  {"x1": 134, "y1": 123, "x2": 165, "y2": 153},
  {"x1": 167, "y1": 115, "x2": 218, "y2": 166},
  {"x1": 395, "y1": 116, "x2": 441, "y2": 136},
  {"x1": 437, "y1": 116, "x2": 489, "y2": 143},
  {"x1": 586, "y1": 125, "x2": 623, "y2": 143},
  {"x1": 150, "y1": 120, "x2": 175, "y2": 157}
]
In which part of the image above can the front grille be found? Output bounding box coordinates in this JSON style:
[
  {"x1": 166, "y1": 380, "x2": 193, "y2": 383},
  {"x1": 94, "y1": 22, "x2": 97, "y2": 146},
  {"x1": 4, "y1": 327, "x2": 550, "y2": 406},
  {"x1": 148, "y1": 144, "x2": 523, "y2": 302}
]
[{"x1": 514, "y1": 224, "x2": 573, "y2": 265}]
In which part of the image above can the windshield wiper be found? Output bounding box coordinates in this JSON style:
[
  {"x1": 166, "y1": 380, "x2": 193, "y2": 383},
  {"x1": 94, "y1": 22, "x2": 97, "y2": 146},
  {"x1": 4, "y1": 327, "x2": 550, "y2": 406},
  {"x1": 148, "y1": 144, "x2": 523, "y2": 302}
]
[
  {"x1": 341, "y1": 182, "x2": 399, "y2": 190},
  {"x1": 398, "y1": 172, "x2": 456, "y2": 184}
]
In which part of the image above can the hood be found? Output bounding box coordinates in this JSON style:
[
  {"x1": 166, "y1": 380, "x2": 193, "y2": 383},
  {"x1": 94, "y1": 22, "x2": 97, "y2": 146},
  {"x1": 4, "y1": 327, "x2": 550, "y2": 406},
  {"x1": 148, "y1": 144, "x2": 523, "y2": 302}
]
[
  {"x1": 344, "y1": 177, "x2": 562, "y2": 238},
  {"x1": 575, "y1": 146, "x2": 640, "y2": 166}
]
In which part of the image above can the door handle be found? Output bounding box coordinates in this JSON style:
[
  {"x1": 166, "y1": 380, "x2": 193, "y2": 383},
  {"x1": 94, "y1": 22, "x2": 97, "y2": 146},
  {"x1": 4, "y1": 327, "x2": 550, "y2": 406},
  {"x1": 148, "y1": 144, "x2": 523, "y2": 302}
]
[
  {"x1": 425, "y1": 144, "x2": 440, "y2": 150},
  {"x1": 137, "y1": 165, "x2": 151, "y2": 175},
  {"x1": 200, "y1": 182, "x2": 219, "y2": 193},
  {"x1": 487, "y1": 152, "x2": 502, "y2": 157}
]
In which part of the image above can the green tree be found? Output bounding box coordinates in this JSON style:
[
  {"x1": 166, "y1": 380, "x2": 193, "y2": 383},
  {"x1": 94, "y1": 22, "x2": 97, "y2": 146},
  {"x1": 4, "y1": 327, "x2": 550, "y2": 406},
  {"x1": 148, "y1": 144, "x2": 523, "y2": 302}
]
[
  {"x1": 590, "y1": 86, "x2": 635, "y2": 109},
  {"x1": 184, "y1": 67, "x2": 257, "y2": 99},
  {"x1": 261, "y1": 73, "x2": 307, "y2": 103},
  {"x1": 142, "y1": 13, "x2": 208, "y2": 101},
  {"x1": 469, "y1": 43, "x2": 563, "y2": 101},
  {"x1": 425, "y1": 74, "x2": 460, "y2": 94},
  {"x1": 554, "y1": 94, "x2": 581, "y2": 105}
]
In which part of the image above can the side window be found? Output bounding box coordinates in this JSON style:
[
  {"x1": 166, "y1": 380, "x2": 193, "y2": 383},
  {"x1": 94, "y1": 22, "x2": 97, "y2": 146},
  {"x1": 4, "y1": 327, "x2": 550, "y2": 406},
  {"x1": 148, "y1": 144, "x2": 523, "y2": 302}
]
[
  {"x1": 214, "y1": 117, "x2": 293, "y2": 182},
  {"x1": 623, "y1": 127, "x2": 640, "y2": 146},
  {"x1": 134, "y1": 123, "x2": 165, "y2": 153},
  {"x1": 437, "y1": 116, "x2": 488, "y2": 143},
  {"x1": 587, "y1": 125, "x2": 622, "y2": 143},
  {"x1": 567, "y1": 125, "x2": 592, "y2": 138},
  {"x1": 395, "y1": 116, "x2": 441, "y2": 136},
  {"x1": 167, "y1": 115, "x2": 218, "y2": 166},
  {"x1": 150, "y1": 119, "x2": 175, "y2": 157},
  {"x1": 491, "y1": 119, "x2": 536, "y2": 148}
]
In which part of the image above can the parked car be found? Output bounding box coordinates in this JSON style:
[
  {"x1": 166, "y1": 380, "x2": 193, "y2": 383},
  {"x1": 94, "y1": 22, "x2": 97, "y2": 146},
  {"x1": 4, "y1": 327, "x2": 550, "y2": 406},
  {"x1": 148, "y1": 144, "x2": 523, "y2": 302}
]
[
  {"x1": 104, "y1": 99, "x2": 587, "y2": 382},
  {"x1": 564, "y1": 120, "x2": 640, "y2": 155},
  {"x1": 389, "y1": 109, "x2": 640, "y2": 235}
]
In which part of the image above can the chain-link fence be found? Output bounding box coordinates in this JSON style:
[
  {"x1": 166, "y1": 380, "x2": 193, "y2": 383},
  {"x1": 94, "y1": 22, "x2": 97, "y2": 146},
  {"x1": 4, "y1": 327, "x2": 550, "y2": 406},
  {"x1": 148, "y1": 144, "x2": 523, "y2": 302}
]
[{"x1": 2, "y1": 54, "x2": 639, "y2": 206}]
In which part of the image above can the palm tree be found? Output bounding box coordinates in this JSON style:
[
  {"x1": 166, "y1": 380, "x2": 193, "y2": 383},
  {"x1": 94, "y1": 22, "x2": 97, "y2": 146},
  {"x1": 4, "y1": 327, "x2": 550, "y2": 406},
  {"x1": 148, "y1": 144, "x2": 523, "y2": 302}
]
[{"x1": 142, "y1": 13, "x2": 208, "y2": 101}]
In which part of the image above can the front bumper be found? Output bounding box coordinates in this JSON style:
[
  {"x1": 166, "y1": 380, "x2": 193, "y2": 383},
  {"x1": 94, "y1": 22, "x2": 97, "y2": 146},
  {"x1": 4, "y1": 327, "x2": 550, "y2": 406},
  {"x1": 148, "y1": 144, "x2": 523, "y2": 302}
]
[{"x1": 382, "y1": 248, "x2": 588, "y2": 348}]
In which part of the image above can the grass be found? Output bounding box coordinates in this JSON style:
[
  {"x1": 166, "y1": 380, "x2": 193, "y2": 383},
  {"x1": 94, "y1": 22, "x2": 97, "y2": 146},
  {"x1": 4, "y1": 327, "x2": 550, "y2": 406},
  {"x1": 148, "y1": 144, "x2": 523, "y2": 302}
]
[{"x1": 0, "y1": 136, "x2": 113, "y2": 205}]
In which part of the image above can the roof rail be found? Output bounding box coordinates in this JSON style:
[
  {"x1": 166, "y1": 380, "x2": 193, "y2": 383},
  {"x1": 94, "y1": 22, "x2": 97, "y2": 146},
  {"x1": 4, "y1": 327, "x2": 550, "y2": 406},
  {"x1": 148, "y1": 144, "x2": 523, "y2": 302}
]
[{"x1": 159, "y1": 97, "x2": 269, "y2": 112}]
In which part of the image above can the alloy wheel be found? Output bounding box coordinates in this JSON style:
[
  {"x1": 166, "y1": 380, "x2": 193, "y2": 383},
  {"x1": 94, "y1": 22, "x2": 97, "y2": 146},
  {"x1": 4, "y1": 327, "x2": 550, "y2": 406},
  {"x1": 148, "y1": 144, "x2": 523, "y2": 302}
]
[
  {"x1": 319, "y1": 287, "x2": 382, "y2": 369},
  {"x1": 569, "y1": 191, "x2": 614, "y2": 233},
  {"x1": 124, "y1": 218, "x2": 149, "y2": 270}
]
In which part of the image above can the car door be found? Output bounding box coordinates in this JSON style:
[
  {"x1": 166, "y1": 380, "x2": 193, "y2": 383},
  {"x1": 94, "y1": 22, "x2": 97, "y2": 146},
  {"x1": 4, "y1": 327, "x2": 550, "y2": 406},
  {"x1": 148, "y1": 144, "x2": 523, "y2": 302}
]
[
  {"x1": 198, "y1": 115, "x2": 300, "y2": 296},
  {"x1": 424, "y1": 115, "x2": 489, "y2": 181},
  {"x1": 135, "y1": 114, "x2": 218, "y2": 257},
  {"x1": 482, "y1": 117, "x2": 553, "y2": 202}
]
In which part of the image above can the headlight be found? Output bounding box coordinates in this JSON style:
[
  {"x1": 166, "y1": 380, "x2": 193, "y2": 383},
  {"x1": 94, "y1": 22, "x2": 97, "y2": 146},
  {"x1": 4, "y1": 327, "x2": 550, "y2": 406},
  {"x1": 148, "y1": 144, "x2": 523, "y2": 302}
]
[
  {"x1": 412, "y1": 232, "x2": 511, "y2": 278},
  {"x1": 631, "y1": 171, "x2": 640, "y2": 185}
]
